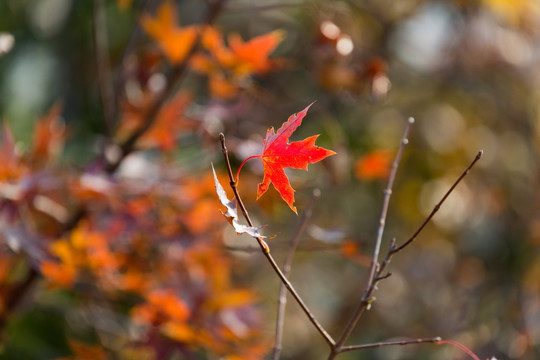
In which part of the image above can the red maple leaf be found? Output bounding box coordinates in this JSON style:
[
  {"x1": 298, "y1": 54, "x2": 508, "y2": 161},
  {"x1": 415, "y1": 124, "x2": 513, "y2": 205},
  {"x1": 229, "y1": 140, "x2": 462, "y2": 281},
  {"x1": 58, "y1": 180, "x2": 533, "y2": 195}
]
[{"x1": 237, "y1": 103, "x2": 335, "y2": 213}]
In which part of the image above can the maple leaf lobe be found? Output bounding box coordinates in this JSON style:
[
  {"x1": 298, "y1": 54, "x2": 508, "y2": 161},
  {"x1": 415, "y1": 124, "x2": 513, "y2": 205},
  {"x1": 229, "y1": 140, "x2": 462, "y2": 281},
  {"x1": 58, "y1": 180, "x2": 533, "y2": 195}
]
[{"x1": 257, "y1": 103, "x2": 336, "y2": 213}]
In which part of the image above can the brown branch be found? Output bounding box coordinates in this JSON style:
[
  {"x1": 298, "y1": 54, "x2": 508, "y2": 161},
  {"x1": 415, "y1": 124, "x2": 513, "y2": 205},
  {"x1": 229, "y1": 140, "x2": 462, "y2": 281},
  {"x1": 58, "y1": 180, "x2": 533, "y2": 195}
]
[
  {"x1": 330, "y1": 150, "x2": 481, "y2": 359},
  {"x1": 341, "y1": 337, "x2": 442, "y2": 352},
  {"x1": 393, "y1": 150, "x2": 483, "y2": 253},
  {"x1": 272, "y1": 189, "x2": 320, "y2": 360},
  {"x1": 219, "y1": 133, "x2": 335, "y2": 347},
  {"x1": 93, "y1": 0, "x2": 115, "y2": 135},
  {"x1": 328, "y1": 117, "x2": 414, "y2": 359}
]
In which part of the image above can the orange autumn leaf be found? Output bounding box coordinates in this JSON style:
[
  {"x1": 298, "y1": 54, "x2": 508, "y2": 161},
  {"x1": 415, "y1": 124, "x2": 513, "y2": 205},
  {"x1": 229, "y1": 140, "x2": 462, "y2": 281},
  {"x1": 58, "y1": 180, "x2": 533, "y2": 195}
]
[
  {"x1": 66, "y1": 339, "x2": 108, "y2": 360},
  {"x1": 185, "y1": 198, "x2": 219, "y2": 235},
  {"x1": 206, "y1": 289, "x2": 255, "y2": 310},
  {"x1": 190, "y1": 53, "x2": 216, "y2": 74},
  {"x1": 190, "y1": 27, "x2": 284, "y2": 99},
  {"x1": 141, "y1": 0, "x2": 198, "y2": 64},
  {"x1": 202, "y1": 27, "x2": 235, "y2": 67},
  {"x1": 162, "y1": 321, "x2": 197, "y2": 343},
  {"x1": 354, "y1": 149, "x2": 393, "y2": 181},
  {"x1": 41, "y1": 223, "x2": 121, "y2": 289},
  {"x1": 209, "y1": 72, "x2": 239, "y2": 99},
  {"x1": 0, "y1": 255, "x2": 12, "y2": 284},
  {"x1": 228, "y1": 30, "x2": 285, "y2": 74},
  {"x1": 237, "y1": 103, "x2": 335, "y2": 213},
  {"x1": 41, "y1": 261, "x2": 77, "y2": 288},
  {"x1": 0, "y1": 123, "x2": 26, "y2": 180},
  {"x1": 147, "y1": 288, "x2": 190, "y2": 322},
  {"x1": 30, "y1": 101, "x2": 66, "y2": 166},
  {"x1": 117, "y1": 270, "x2": 148, "y2": 293},
  {"x1": 339, "y1": 240, "x2": 371, "y2": 267},
  {"x1": 143, "y1": 92, "x2": 193, "y2": 150},
  {"x1": 119, "y1": 91, "x2": 193, "y2": 151},
  {"x1": 340, "y1": 240, "x2": 359, "y2": 257}
]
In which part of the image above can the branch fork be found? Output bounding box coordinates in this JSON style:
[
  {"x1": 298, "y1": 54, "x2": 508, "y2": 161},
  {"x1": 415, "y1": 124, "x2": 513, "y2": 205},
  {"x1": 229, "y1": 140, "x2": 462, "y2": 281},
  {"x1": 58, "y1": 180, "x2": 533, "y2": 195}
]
[{"x1": 217, "y1": 114, "x2": 483, "y2": 360}]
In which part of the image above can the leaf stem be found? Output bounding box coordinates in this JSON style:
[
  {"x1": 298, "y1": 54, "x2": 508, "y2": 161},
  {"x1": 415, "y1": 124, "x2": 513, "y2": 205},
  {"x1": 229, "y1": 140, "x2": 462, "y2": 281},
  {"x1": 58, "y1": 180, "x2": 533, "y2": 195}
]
[
  {"x1": 392, "y1": 150, "x2": 483, "y2": 253},
  {"x1": 236, "y1": 155, "x2": 262, "y2": 184},
  {"x1": 219, "y1": 133, "x2": 335, "y2": 347},
  {"x1": 436, "y1": 340, "x2": 482, "y2": 360},
  {"x1": 341, "y1": 337, "x2": 442, "y2": 352}
]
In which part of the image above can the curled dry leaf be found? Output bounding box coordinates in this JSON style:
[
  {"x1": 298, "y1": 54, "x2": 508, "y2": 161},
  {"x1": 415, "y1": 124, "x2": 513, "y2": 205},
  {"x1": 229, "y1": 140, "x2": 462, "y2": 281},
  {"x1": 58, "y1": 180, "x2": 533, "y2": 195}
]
[{"x1": 212, "y1": 164, "x2": 266, "y2": 238}]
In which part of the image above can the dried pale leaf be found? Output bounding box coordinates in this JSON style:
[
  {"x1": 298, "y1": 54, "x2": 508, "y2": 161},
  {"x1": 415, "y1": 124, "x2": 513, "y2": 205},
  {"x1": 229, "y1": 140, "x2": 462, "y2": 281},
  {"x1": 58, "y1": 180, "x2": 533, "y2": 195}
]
[{"x1": 212, "y1": 164, "x2": 266, "y2": 238}]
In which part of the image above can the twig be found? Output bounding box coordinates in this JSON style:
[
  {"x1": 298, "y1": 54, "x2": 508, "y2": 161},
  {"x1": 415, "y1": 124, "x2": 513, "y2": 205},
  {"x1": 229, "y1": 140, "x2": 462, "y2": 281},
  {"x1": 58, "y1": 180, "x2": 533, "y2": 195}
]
[
  {"x1": 335, "y1": 151, "x2": 481, "y2": 359},
  {"x1": 272, "y1": 189, "x2": 320, "y2": 360},
  {"x1": 93, "y1": 0, "x2": 115, "y2": 135},
  {"x1": 219, "y1": 133, "x2": 335, "y2": 347},
  {"x1": 341, "y1": 337, "x2": 442, "y2": 352},
  {"x1": 325, "y1": 117, "x2": 482, "y2": 359},
  {"x1": 105, "y1": 0, "x2": 228, "y2": 173},
  {"x1": 328, "y1": 117, "x2": 414, "y2": 359},
  {"x1": 392, "y1": 150, "x2": 483, "y2": 253}
]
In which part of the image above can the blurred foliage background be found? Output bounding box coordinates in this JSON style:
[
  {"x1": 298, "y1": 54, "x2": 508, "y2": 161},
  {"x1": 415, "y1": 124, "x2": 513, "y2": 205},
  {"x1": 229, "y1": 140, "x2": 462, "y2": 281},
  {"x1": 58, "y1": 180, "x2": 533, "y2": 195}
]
[{"x1": 1, "y1": 0, "x2": 540, "y2": 359}]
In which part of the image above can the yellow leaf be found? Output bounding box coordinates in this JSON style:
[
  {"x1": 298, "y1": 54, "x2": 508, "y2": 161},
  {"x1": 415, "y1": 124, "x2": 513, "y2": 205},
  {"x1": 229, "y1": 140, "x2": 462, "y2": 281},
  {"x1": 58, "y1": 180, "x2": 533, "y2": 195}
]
[{"x1": 481, "y1": 0, "x2": 540, "y2": 25}]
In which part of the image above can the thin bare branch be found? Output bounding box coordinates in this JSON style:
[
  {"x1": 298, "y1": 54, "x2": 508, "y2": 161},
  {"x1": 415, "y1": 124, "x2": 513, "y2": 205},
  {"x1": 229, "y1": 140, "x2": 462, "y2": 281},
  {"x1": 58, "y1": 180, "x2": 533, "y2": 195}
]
[
  {"x1": 341, "y1": 337, "x2": 442, "y2": 352},
  {"x1": 328, "y1": 117, "x2": 414, "y2": 359},
  {"x1": 93, "y1": 0, "x2": 115, "y2": 135},
  {"x1": 327, "y1": 149, "x2": 482, "y2": 359},
  {"x1": 393, "y1": 150, "x2": 483, "y2": 253},
  {"x1": 273, "y1": 189, "x2": 320, "y2": 360},
  {"x1": 219, "y1": 133, "x2": 335, "y2": 347}
]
